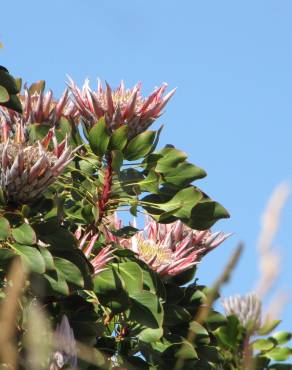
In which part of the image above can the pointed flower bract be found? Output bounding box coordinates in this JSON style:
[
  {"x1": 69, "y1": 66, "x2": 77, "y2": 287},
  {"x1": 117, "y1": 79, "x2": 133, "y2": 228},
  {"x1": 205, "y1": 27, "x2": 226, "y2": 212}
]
[
  {"x1": 0, "y1": 126, "x2": 74, "y2": 204},
  {"x1": 68, "y1": 78, "x2": 176, "y2": 139},
  {"x1": 104, "y1": 216, "x2": 230, "y2": 278},
  {"x1": 222, "y1": 292, "x2": 262, "y2": 332}
]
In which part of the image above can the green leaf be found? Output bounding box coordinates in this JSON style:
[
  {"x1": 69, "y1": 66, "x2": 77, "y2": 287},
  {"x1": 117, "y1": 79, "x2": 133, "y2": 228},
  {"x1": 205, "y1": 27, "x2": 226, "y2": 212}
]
[
  {"x1": 252, "y1": 338, "x2": 275, "y2": 351},
  {"x1": 137, "y1": 327, "x2": 164, "y2": 343},
  {"x1": 266, "y1": 347, "x2": 292, "y2": 361},
  {"x1": 0, "y1": 217, "x2": 10, "y2": 240},
  {"x1": 155, "y1": 147, "x2": 188, "y2": 172},
  {"x1": 124, "y1": 131, "x2": 156, "y2": 160},
  {"x1": 0, "y1": 85, "x2": 9, "y2": 103},
  {"x1": 88, "y1": 118, "x2": 110, "y2": 156},
  {"x1": 139, "y1": 170, "x2": 160, "y2": 193},
  {"x1": 38, "y1": 247, "x2": 55, "y2": 271},
  {"x1": 142, "y1": 267, "x2": 166, "y2": 299},
  {"x1": 259, "y1": 319, "x2": 281, "y2": 335},
  {"x1": 188, "y1": 199, "x2": 230, "y2": 230},
  {"x1": 272, "y1": 332, "x2": 292, "y2": 345},
  {"x1": 214, "y1": 315, "x2": 240, "y2": 349},
  {"x1": 164, "y1": 162, "x2": 206, "y2": 186},
  {"x1": 12, "y1": 224, "x2": 36, "y2": 245},
  {"x1": 44, "y1": 271, "x2": 69, "y2": 295},
  {"x1": 54, "y1": 257, "x2": 84, "y2": 288},
  {"x1": 109, "y1": 125, "x2": 128, "y2": 150},
  {"x1": 129, "y1": 291, "x2": 164, "y2": 328},
  {"x1": 12, "y1": 244, "x2": 45, "y2": 274},
  {"x1": 0, "y1": 248, "x2": 15, "y2": 267},
  {"x1": 111, "y1": 150, "x2": 123, "y2": 172},
  {"x1": 94, "y1": 267, "x2": 129, "y2": 313},
  {"x1": 163, "y1": 340, "x2": 198, "y2": 361},
  {"x1": 189, "y1": 321, "x2": 210, "y2": 344},
  {"x1": 161, "y1": 187, "x2": 202, "y2": 219},
  {"x1": 112, "y1": 262, "x2": 143, "y2": 296}
]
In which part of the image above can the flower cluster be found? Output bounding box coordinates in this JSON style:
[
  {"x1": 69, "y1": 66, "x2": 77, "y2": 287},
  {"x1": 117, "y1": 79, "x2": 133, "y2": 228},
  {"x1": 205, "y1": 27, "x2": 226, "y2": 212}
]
[
  {"x1": 0, "y1": 126, "x2": 73, "y2": 203},
  {"x1": 104, "y1": 216, "x2": 230, "y2": 278},
  {"x1": 68, "y1": 78, "x2": 176, "y2": 139}
]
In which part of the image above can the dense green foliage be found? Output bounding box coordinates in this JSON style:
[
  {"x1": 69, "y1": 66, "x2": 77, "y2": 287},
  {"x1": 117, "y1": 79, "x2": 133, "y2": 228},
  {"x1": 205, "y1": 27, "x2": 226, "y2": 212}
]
[{"x1": 0, "y1": 74, "x2": 290, "y2": 370}]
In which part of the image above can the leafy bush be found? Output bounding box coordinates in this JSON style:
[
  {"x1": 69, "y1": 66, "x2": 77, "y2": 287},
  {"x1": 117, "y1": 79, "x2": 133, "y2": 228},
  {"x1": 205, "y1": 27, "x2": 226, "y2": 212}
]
[{"x1": 0, "y1": 75, "x2": 290, "y2": 369}]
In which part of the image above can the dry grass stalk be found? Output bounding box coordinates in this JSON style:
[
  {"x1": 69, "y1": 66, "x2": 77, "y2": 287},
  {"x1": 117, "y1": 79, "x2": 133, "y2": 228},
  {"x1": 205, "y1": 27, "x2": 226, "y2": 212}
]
[
  {"x1": 256, "y1": 182, "x2": 290, "y2": 298},
  {"x1": 24, "y1": 302, "x2": 53, "y2": 370},
  {"x1": 0, "y1": 258, "x2": 26, "y2": 369}
]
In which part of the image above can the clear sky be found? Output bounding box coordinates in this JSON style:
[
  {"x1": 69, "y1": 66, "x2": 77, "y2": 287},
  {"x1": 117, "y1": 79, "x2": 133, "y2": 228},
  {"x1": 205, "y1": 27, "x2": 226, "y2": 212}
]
[{"x1": 1, "y1": 0, "x2": 292, "y2": 329}]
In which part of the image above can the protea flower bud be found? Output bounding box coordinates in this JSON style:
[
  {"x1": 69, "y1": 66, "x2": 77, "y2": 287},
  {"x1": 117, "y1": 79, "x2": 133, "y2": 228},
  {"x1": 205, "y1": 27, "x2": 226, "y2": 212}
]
[
  {"x1": 0, "y1": 81, "x2": 77, "y2": 136},
  {"x1": 104, "y1": 217, "x2": 230, "y2": 278},
  {"x1": 76, "y1": 228, "x2": 115, "y2": 276},
  {"x1": 68, "y1": 78, "x2": 176, "y2": 139},
  {"x1": 50, "y1": 315, "x2": 77, "y2": 370},
  {"x1": 0, "y1": 126, "x2": 74, "y2": 204},
  {"x1": 222, "y1": 293, "x2": 262, "y2": 331}
]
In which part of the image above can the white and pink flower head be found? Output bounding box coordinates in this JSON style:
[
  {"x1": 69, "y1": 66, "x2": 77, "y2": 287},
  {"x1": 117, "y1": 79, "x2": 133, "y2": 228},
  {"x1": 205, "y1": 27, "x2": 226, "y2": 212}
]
[
  {"x1": 104, "y1": 215, "x2": 231, "y2": 279},
  {"x1": 75, "y1": 227, "x2": 115, "y2": 276},
  {"x1": 68, "y1": 78, "x2": 176, "y2": 139}
]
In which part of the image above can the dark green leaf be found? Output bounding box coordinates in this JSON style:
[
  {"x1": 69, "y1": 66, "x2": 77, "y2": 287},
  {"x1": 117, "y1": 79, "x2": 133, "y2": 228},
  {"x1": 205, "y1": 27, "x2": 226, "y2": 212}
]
[
  {"x1": 109, "y1": 125, "x2": 128, "y2": 150},
  {"x1": 88, "y1": 118, "x2": 110, "y2": 156},
  {"x1": 129, "y1": 290, "x2": 164, "y2": 328},
  {"x1": 124, "y1": 131, "x2": 156, "y2": 160},
  {"x1": 164, "y1": 304, "x2": 192, "y2": 326},
  {"x1": 188, "y1": 199, "x2": 230, "y2": 230},
  {"x1": 0, "y1": 217, "x2": 10, "y2": 240},
  {"x1": 54, "y1": 257, "x2": 84, "y2": 288},
  {"x1": 94, "y1": 267, "x2": 129, "y2": 313}
]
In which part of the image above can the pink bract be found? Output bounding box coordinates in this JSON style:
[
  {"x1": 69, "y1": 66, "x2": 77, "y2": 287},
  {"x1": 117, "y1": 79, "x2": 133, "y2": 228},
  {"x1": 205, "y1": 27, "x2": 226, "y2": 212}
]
[{"x1": 68, "y1": 78, "x2": 176, "y2": 139}]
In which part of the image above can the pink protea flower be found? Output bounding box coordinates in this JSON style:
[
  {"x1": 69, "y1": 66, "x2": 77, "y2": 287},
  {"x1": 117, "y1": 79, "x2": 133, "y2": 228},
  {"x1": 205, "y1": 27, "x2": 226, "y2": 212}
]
[
  {"x1": 104, "y1": 216, "x2": 231, "y2": 278},
  {"x1": 0, "y1": 125, "x2": 74, "y2": 203},
  {"x1": 0, "y1": 81, "x2": 77, "y2": 134},
  {"x1": 75, "y1": 228, "x2": 115, "y2": 276},
  {"x1": 68, "y1": 78, "x2": 176, "y2": 139}
]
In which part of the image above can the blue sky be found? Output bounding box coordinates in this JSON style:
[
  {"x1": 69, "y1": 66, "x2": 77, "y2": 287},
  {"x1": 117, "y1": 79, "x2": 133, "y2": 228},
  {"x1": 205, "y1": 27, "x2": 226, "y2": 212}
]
[{"x1": 1, "y1": 0, "x2": 292, "y2": 329}]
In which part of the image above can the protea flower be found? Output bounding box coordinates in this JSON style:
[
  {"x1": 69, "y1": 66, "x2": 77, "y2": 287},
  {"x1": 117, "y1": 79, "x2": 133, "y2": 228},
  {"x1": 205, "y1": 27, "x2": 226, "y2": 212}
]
[
  {"x1": 68, "y1": 78, "x2": 176, "y2": 139},
  {"x1": 50, "y1": 315, "x2": 78, "y2": 370},
  {"x1": 222, "y1": 293, "x2": 262, "y2": 331},
  {"x1": 76, "y1": 228, "x2": 115, "y2": 275},
  {"x1": 104, "y1": 217, "x2": 230, "y2": 278},
  {"x1": 0, "y1": 125, "x2": 74, "y2": 203},
  {"x1": 0, "y1": 81, "x2": 77, "y2": 136}
]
